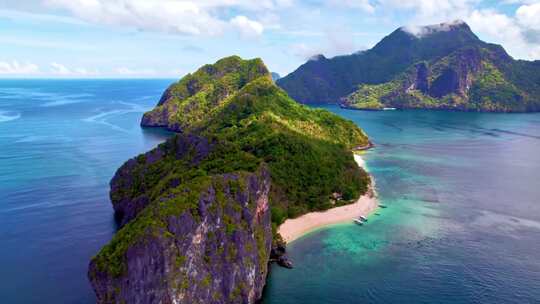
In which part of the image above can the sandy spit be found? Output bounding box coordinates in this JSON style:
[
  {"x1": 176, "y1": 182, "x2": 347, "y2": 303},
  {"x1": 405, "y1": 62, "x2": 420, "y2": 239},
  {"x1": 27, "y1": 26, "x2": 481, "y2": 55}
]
[{"x1": 278, "y1": 153, "x2": 378, "y2": 243}]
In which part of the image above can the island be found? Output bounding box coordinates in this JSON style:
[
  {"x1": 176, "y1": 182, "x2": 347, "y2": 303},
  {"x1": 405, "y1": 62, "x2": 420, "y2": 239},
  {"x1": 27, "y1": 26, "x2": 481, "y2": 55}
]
[
  {"x1": 88, "y1": 56, "x2": 376, "y2": 303},
  {"x1": 277, "y1": 20, "x2": 540, "y2": 112}
]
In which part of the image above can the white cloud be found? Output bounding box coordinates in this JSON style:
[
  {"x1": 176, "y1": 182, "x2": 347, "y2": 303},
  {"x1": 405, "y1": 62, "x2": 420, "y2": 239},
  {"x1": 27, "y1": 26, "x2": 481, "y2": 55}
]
[
  {"x1": 377, "y1": 0, "x2": 476, "y2": 24},
  {"x1": 50, "y1": 62, "x2": 99, "y2": 76},
  {"x1": 324, "y1": 28, "x2": 361, "y2": 55},
  {"x1": 0, "y1": 8, "x2": 87, "y2": 26},
  {"x1": 115, "y1": 67, "x2": 157, "y2": 76},
  {"x1": 467, "y1": 9, "x2": 540, "y2": 59},
  {"x1": 43, "y1": 0, "x2": 282, "y2": 37},
  {"x1": 50, "y1": 62, "x2": 71, "y2": 75},
  {"x1": 288, "y1": 28, "x2": 363, "y2": 60},
  {"x1": 0, "y1": 61, "x2": 40, "y2": 75},
  {"x1": 329, "y1": 0, "x2": 375, "y2": 13},
  {"x1": 289, "y1": 42, "x2": 316, "y2": 60},
  {"x1": 516, "y1": 3, "x2": 540, "y2": 30},
  {"x1": 45, "y1": 0, "x2": 222, "y2": 35},
  {"x1": 402, "y1": 19, "x2": 466, "y2": 37},
  {"x1": 230, "y1": 16, "x2": 264, "y2": 38}
]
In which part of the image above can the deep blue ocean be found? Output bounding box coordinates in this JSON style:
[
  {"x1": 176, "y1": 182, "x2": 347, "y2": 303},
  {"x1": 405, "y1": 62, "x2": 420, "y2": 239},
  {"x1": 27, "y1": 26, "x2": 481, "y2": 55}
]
[{"x1": 1, "y1": 80, "x2": 539, "y2": 303}]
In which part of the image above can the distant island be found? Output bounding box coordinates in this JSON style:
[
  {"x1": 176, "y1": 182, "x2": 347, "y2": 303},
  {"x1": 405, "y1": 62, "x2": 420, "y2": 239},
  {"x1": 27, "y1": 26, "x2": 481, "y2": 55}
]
[
  {"x1": 89, "y1": 56, "x2": 375, "y2": 303},
  {"x1": 271, "y1": 72, "x2": 281, "y2": 82},
  {"x1": 277, "y1": 20, "x2": 540, "y2": 112}
]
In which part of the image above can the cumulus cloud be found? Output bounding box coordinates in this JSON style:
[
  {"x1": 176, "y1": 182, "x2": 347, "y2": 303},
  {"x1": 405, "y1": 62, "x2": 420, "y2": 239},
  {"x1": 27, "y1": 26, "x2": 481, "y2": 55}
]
[
  {"x1": 467, "y1": 8, "x2": 540, "y2": 59},
  {"x1": 115, "y1": 67, "x2": 157, "y2": 76},
  {"x1": 329, "y1": 0, "x2": 375, "y2": 13},
  {"x1": 0, "y1": 61, "x2": 40, "y2": 75},
  {"x1": 45, "y1": 0, "x2": 223, "y2": 35},
  {"x1": 377, "y1": 0, "x2": 476, "y2": 23},
  {"x1": 50, "y1": 62, "x2": 70, "y2": 75},
  {"x1": 289, "y1": 42, "x2": 316, "y2": 60},
  {"x1": 516, "y1": 3, "x2": 540, "y2": 30},
  {"x1": 50, "y1": 62, "x2": 99, "y2": 76},
  {"x1": 42, "y1": 0, "x2": 287, "y2": 37},
  {"x1": 402, "y1": 19, "x2": 466, "y2": 37},
  {"x1": 288, "y1": 28, "x2": 363, "y2": 60},
  {"x1": 230, "y1": 16, "x2": 264, "y2": 38}
]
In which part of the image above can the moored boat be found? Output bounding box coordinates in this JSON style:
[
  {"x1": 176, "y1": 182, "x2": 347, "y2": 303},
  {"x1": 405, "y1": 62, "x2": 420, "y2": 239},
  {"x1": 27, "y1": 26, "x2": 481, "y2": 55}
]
[{"x1": 354, "y1": 219, "x2": 364, "y2": 225}]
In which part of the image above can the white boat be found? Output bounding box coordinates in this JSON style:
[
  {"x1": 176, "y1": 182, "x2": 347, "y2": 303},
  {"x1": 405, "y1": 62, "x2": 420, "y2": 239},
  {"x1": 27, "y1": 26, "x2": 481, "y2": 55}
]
[
  {"x1": 359, "y1": 215, "x2": 368, "y2": 222},
  {"x1": 383, "y1": 107, "x2": 397, "y2": 111},
  {"x1": 353, "y1": 219, "x2": 364, "y2": 225}
]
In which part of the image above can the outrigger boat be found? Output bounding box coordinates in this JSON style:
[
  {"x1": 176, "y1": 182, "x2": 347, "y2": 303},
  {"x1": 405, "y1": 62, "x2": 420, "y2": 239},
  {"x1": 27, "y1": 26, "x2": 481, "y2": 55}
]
[
  {"x1": 379, "y1": 204, "x2": 388, "y2": 208},
  {"x1": 354, "y1": 215, "x2": 368, "y2": 225}
]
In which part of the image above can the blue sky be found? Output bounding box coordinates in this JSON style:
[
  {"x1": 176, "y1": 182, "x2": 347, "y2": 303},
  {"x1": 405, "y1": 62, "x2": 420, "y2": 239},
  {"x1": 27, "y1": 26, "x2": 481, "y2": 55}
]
[{"x1": 0, "y1": 0, "x2": 539, "y2": 78}]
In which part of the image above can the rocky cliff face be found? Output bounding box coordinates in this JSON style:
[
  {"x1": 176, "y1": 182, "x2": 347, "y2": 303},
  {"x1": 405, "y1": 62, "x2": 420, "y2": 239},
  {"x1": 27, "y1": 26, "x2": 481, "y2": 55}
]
[
  {"x1": 110, "y1": 134, "x2": 213, "y2": 227},
  {"x1": 382, "y1": 46, "x2": 484, "y2": 106},
  {"x1": 90, "y1": 136, "x2": 272, "y2": 303}
]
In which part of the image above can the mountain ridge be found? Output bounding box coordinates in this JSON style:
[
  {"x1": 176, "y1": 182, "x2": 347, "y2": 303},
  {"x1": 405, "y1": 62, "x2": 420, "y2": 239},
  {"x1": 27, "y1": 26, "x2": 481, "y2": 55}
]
[{"x1": 277, "y1": 21, "x2": 540, "y2": 112}]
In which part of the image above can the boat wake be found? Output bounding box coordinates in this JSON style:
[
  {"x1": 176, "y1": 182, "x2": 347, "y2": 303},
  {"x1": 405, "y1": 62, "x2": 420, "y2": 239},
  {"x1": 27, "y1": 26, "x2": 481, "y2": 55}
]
[
  {"x1": 0, "y1": 111, "x2": 21, "y2": 123},
  {"x1": 41, "y1": 93, "x2": 94, "y2": 107},
  {"x1": 82, "y1": 101, "x2": 151, "y2": 132}
]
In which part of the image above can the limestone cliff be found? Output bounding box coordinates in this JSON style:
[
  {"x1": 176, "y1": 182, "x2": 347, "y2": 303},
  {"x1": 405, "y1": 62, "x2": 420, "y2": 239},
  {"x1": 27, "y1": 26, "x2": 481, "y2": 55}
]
[
  {"x1": 89, "y1": 143, "x2": 272, "y2": 303},
  {"x1": 89, "y1": 56, "x2": 371, "y2": 303}
]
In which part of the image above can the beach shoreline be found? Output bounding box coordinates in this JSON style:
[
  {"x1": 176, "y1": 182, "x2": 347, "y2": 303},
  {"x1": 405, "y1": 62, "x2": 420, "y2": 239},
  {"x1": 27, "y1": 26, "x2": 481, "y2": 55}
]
[{"x1": 278, "y1": 153, "x2": 379, "y2": 243}]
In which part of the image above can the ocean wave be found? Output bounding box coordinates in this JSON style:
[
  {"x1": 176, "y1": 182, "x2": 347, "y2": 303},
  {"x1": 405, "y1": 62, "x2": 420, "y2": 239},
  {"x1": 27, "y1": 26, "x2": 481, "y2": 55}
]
[
  {"x1": 82, "y1": 101, "x2": 151, "y2": 132},
  {"x1": 0, "y1": 111, "x2": 21, "y2": 123},
  {"x1": 117, "y1": 101, "x2": 152, "y2": 112},
  {"x1": 41, "y1": 93, "x2": 95, "y2": 107},
  {"x1": 0, "y1": 87, "x2": 94, "y2": 107},
  {"x1": 14, "y1": 135, "x2": 72, "y2": 143}
]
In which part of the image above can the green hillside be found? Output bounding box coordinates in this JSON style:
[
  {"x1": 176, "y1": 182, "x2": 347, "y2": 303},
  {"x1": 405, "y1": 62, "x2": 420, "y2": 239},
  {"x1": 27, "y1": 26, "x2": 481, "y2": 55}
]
[{"x1": 277, "y1": 21, "x2": 540, "y2": 112}]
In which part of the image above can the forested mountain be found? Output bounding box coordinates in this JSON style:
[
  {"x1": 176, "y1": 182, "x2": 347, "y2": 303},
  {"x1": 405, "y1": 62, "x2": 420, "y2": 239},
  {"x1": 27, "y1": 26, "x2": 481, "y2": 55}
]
[{"x1": 277, "y1": 21, "x2": 540, "y2": 112}]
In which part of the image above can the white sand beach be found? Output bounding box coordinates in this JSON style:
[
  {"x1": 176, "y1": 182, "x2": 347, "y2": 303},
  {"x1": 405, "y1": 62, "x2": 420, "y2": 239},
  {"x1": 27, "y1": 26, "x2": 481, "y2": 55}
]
[{"x1": 278, "y1": 153, "x2": 379, "y2": 243}]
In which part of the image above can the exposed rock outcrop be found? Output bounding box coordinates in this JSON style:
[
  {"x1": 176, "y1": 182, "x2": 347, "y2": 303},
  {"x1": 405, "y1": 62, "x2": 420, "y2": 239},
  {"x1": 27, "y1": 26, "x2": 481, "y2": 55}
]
[
  {"x1": 110, "y1": 134, "x2": 213, "y2": 227},
  {"x1": 90, "y1": 143, "x2": 273, "y2": 303}
]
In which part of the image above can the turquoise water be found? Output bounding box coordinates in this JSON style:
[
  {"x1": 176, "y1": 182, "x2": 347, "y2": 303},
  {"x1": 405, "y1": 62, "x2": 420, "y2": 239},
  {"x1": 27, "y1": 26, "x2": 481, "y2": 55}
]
[
  {"x1": 263, "y1": 106, "x2": 540, "y2": 303},
  {"x1": 1, "y1": 81, "x2": 539, "y2": 303}
]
